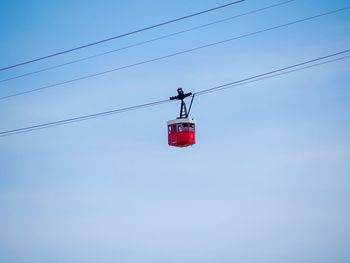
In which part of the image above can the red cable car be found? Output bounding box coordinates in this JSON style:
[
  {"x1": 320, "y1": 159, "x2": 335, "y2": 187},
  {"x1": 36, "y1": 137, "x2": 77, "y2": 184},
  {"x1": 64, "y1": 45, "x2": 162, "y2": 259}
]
[
  {"x1": 167, "y1": 88, "x2": 196, "y2": 147},
  {"x1": 167, "y1": 118, "x2": 196, "y2": 147}
]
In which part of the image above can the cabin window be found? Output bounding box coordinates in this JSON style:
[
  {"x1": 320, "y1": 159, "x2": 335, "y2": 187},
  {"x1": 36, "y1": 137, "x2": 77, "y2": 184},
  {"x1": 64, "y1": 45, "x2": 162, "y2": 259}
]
[
  {"x1": 168, "y1": 125, "x2": 172, "y2": 134},
  {"x1": 189, "y1": 123, "x2": 195, "y2": 131},
  {"x1": 181, "y1": 123, "x2": 188, "y2": 131},
  {"x1": 177, "y1": 124, "x2": 182, "y2": 132}
]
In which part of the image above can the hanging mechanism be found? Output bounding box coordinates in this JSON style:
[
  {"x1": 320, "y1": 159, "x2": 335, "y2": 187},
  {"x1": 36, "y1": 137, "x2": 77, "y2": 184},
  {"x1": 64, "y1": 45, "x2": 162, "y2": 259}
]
[{"x1": 169, "y1": 88, "x2": 195, "y2": 119}]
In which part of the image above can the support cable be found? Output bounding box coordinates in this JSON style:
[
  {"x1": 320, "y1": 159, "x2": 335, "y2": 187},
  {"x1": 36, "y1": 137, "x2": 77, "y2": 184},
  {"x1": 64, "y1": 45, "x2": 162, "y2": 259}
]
[
  {"x1": 0, "y1": 49, "x2": 349, "y2": 138},
  {"x1": 1, "y1": 6, "x2": 348, "y2": 101},
  {"x1": 0, "y1": 0, "x2": 294, "y2": 84},
  {"x1": 0, "y1": 0, "x2": 245, "y2": 72},
  {"x1": 0, "y1": 99, "x2": 171, "y2": 137},
  {"x1": 194, "y1": 49, "x2": 350, "y2": 96}
]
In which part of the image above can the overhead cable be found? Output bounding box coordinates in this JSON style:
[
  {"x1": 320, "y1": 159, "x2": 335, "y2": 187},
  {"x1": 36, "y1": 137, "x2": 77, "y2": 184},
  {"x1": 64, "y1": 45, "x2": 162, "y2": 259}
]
[
  {"x1": 0, "y1": 99, "x2": 171, "y2": 137},
  {"x1": 0, "y1": 0, "x2": 245, "y2": 72},
  {"x1": 195, "y1": 49, "x2": 350, "y2": 95},
  {"x1": 0, "y1": 0, "x2": 295, "y2": 84},
  {"x1": 1, "y1": 49, "x2": 349, "y2": 138},
  {"x1": 1, "y1": 6, "x2": 349, "y2": 101},
  {"x1": 196, "y1": 55, "x2": 350, "y2": 96}
]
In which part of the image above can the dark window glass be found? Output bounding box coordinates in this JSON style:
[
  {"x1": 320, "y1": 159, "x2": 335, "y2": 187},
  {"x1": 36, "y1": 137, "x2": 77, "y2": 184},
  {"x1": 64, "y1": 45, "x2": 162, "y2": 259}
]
[
  {"x1": 177, "y1": 124, "x2": 182, "y2": 132},
  {"x1": 189, "y1": 123, "x2": 195, "y2": 131}
]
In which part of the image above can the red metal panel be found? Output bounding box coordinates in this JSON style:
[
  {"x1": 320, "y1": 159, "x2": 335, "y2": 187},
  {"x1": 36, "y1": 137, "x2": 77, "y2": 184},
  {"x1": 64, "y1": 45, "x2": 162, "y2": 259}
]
[{"x1": 168, "y1": 123, "x2": 195, "y2": 147}]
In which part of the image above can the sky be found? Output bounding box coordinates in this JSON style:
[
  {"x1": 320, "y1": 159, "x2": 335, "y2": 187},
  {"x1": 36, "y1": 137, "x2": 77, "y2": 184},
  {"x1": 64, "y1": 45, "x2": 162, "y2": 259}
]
[{"x1": 0, "y1": 0, "x2": 350, "y2": 262}]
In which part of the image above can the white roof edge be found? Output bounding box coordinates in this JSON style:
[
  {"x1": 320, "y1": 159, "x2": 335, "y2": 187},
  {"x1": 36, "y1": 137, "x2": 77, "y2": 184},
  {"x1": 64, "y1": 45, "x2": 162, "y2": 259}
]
[{"x1": 167, "y1": 118, "x2": 196, "y2": 125}]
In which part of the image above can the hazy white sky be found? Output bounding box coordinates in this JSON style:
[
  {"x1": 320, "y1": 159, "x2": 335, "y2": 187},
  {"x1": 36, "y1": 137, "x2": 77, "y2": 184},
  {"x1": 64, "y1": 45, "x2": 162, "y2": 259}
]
[{"x1": 1, "y1": 0, "x2": 350, "y2": 262}]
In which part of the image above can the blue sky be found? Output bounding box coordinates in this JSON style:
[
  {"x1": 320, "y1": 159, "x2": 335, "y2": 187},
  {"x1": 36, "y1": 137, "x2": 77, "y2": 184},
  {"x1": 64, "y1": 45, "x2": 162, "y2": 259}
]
[{"x1": 0, "y1": 0, "x2": 350, "y2": 262}]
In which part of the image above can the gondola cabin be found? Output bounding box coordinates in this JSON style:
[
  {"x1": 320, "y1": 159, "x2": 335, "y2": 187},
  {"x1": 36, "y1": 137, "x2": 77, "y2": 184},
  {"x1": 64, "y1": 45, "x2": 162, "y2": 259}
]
[
  {"x1": 168, "y1": 88, "x2": 196, "y2": 147},
  {"x1": 167, "y1": 118, "x2": 196, "y2": 147}
]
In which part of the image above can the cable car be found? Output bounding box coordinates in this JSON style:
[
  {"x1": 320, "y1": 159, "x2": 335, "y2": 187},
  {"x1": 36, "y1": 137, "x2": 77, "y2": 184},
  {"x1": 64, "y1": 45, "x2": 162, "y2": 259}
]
[{"x1": 167, "y1": 88, "x2": 196, "y2": 147}]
